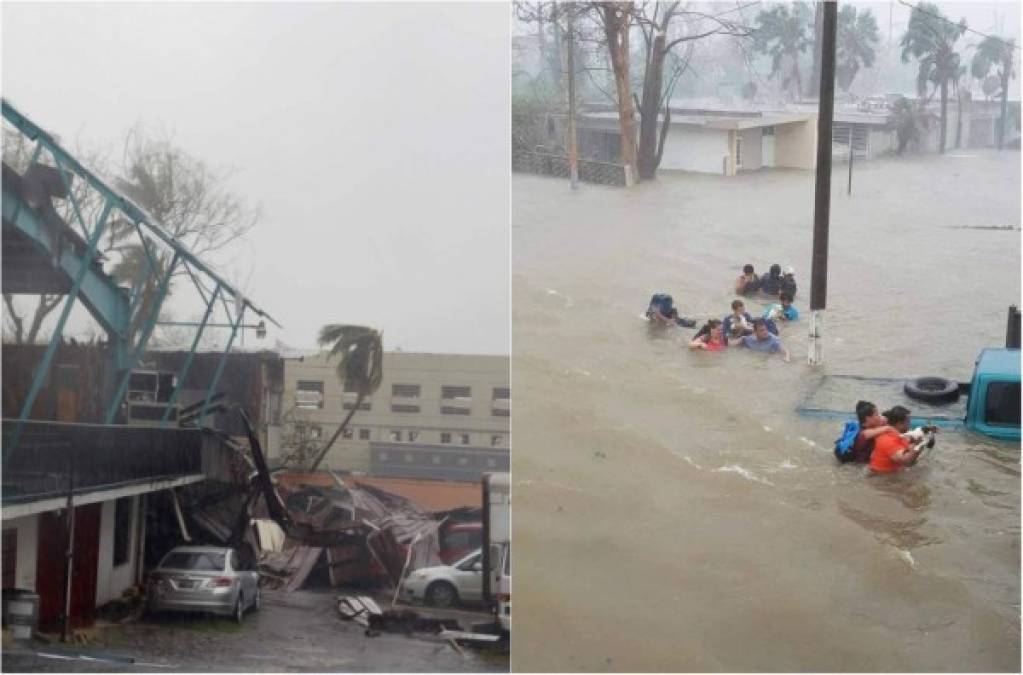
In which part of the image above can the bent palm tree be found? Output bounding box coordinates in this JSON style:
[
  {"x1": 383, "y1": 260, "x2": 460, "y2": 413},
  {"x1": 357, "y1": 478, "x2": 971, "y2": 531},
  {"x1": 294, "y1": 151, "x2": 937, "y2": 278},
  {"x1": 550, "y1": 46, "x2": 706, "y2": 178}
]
[
  {"x1": 308, "y1": 324, "x2": 383, "y2": 471},
  {"x1": 753, "y1": 3, "x2": 811, "y2": 101},
  {"x1": 836, "y1": 5, "x2": 880, "y2": 93},
  {"x1": 900, "y1": 2, "x2": 966, "y2": 154},
  {"x1": 971, "y1": 35, "x2": 1016, "y2": 149}
]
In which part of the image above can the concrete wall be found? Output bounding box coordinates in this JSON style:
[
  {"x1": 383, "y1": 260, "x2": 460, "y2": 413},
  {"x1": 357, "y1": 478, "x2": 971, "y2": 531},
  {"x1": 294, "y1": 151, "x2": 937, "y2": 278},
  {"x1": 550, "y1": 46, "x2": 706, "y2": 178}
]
[
  {"x1": 283, "y1": 352, "x2": 510, "y2": 472},
  {"x1": 738, "y1": 128, "x2": 763, "y2": 171},
  {"x1": 774, "y1": 119, "x2": 817, "y2": 169},
  {"x1": 3, "y1": 515, "x2": 39, "y2": 590},
  {"x1": 660, "y1": 126, "x2": 730, "y2": 173},
  {"x1": 95, "y1": 497, "x2": 139, "y2": 607}
]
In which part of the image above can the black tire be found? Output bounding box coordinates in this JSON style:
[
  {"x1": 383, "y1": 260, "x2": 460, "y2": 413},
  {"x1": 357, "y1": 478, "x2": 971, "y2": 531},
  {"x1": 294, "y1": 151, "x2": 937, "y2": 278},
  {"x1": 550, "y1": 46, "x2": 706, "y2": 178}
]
[
  {"x1": 904, "y1": 377, "x2": 960, "y2": 404},
  {"x1": 234, "y1": 594, "x2": 244, "y2": 624},
  {"x1": 425, "y1": 581, "x2": 459, "y2": 608}
]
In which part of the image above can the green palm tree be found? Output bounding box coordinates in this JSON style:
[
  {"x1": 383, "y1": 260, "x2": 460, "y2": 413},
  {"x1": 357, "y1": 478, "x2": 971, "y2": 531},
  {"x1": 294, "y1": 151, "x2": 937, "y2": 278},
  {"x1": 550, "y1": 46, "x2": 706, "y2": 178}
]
[
  {"x1": 308, "y1": 324, "x2": 383, "y2": 471},
  {"x1": 900, "y1": 2, "x2": 966, "y2": 154},
  {"x1": 836, "y1": 5, "x2": 880, "y2": 93},
  {"x1": 753, "y1": 3, "x2": 812, "y2": 101},
  {"x1": 971, "y1": 35, "x2": 1016, "y2": 149}
]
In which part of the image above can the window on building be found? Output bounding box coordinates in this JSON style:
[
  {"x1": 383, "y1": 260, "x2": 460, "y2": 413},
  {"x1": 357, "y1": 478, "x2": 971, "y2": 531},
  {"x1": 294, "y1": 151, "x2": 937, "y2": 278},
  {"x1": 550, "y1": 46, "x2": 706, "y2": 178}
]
[
  {"x1": 342, "y1": 382, "x2": 371, "y2": 410},
  {"x1": 491, "y1": 434, "x2": 503, "y2": 447},
  {"x1": 342, "y1": 428, "x2": 354, "y2": 440},
  {"x1": 441, "y1": 385, "x2": 472, "y2": 399},
  {"x1": 408, "y1": 430, "x2": 420, "y2": 443},
  {"x1": 492, "y1": 387, "x2": 510, "y2": 400},
  {"x1": 296, "y1": 380, "x2": 324, "y2": 409},
  {"x1": 441, "y1": 432, "x2": 452, "y2": 444},
  {"x1": 392, "y1": 384, "x2": 421, "y2": 398},
  {"x1": 460, "y1": 433, "x2": 471, "y2": 446},
  {"x1": 358, "y1": 429, "x2": 371, "y2": 441},
  {"x1": 392, "y1": 404, "x2": 421, "y2": 413},
  {"x1": 492, "y1": 408, "x2": 510, "y2": 417},
  {"x1": 763, "y1": 126, "x2": 775, "y2": 136},
  {"x1": 390, "y1": 430, "x2": 403, "y2": 442},
  {"x1": 307, "y1": 425, "x2": 323, "y2": 440},
  {"x1": 113, "y1": 496, "x2": 132, "y2": 566},
  {"x1": 985, "y1": 382, "x2": 1021, "y2": 426},
  {"x1": 441, "y1": 406, "x2": 471, "y2": 415}
]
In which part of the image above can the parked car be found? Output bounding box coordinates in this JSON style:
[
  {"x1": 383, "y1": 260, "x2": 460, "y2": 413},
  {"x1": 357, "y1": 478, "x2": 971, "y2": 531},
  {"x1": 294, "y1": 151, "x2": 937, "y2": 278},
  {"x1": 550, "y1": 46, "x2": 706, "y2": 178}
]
[
  {"x1": 401, "y1": 549, "x2": 482, "y2": 608},
  {"x1": 147, "y1": 546, "x2": 260, "y2": 623}
]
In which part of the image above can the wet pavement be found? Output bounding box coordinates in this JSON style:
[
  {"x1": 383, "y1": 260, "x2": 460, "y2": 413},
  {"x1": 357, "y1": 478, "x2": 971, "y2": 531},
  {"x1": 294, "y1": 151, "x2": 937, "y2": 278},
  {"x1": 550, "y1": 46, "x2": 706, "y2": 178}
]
[{"x1": 2, "y1": 590, "x2": 508, "y2": 672}]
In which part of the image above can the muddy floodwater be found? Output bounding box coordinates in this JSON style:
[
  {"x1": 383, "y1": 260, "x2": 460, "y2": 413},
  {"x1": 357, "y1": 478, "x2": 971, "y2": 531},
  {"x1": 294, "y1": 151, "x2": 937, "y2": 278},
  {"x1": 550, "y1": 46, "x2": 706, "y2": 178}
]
[{"x1": 512, "y1": 151, "x2": 1020, "y2": 672}]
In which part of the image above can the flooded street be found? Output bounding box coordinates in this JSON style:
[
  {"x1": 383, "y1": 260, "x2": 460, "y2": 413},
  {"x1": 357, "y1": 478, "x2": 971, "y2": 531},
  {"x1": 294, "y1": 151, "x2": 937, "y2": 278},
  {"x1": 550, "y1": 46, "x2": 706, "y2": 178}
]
[{"x1": 512, "y1": 152, "x2": 1020, "y2": 671}]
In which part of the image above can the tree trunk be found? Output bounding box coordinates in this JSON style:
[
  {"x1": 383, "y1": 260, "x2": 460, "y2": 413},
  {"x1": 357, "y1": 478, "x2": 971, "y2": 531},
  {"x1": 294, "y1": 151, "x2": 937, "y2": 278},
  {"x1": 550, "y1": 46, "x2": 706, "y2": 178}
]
[
  {"x1": 637, "y1": 35, "x2": 667, "y2": 181},
  {"x1": 939, "y1": 78, "x2": 948, "y2": 153},
  {"x1": 601, "y1": 3, "x2": 638, "y2": 182},
  {"x1": 955, "y1": 84, "x2": 963, "y2": 149},
  {"x1": 309, "y1": 391, "x2": 364, "y2": 471},
  {"x1": 998, "y1": 73, "x2": 1008, "y2": 150},
  {"x1": 809, "y1": 2, "x2": 824, "y2": 98},
  {"x1": 26, "y1": 295, "x2": 61, "y2": 344},
  {"x1": 3, "y1": 294, "x2": 24, "y2": 344}
]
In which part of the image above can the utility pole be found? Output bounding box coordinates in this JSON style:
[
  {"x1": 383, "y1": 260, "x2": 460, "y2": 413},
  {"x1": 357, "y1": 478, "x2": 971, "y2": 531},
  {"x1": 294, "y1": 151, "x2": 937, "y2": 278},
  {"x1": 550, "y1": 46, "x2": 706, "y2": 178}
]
[
  {"x1": 809, "y1": 0, "x2": 837, "y2": 366},
  {"x1": 566, "y1": 2, "x2": 579, "y2": 189}
]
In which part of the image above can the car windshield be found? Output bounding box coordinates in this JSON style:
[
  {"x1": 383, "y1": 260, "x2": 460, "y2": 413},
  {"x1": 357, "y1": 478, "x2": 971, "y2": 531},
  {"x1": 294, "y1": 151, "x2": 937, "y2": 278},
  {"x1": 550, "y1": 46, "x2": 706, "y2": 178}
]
[{"x1": 160, "y1": 551, "x2": 226, "y2": 571}]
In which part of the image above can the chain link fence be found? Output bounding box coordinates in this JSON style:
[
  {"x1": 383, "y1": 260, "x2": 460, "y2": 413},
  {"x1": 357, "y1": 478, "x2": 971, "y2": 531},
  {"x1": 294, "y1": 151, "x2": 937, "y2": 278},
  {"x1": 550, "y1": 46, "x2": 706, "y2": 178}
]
[{"x1": 512, "y1": 149, "x2": 628, "y2": 187}]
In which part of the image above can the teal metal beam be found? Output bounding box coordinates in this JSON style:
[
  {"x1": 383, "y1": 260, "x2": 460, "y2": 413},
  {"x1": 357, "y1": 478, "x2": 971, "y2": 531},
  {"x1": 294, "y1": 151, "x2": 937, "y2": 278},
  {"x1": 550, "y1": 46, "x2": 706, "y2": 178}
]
[
  {"x1": 13, "y1": 198, "x2": 114, "y2": 444},
  {"x1": 2, "y1": 183, "x2": 129, "y2": 337},
  {"x1": 3, "y1": 98, "x2": 281, "y2": 330},
  {"x1": 104, "y1": 251, "x2": 181, "y2": 424},
  {"x1": 197, "y1": 304, "x2": 245, "y2": 426},
  {"x1": 161, "y1": 284, "x2": 221, "y2": 423}
]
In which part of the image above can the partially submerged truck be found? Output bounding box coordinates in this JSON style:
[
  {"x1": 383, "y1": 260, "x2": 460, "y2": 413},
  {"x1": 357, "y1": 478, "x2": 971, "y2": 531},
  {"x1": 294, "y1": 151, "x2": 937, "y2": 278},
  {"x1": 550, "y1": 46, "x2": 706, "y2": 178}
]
[
  {"x1": 481, "y1": 472, "x2": 510, "y2": 634},
  {"x1": 798, "y1": 306, "x2": 1020, "y2": 441}
]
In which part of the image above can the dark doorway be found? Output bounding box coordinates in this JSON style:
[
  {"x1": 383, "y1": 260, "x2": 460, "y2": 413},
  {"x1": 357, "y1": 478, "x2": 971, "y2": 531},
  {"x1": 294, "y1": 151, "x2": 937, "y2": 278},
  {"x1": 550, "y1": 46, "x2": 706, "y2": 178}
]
[{"x1": 35, "y1": 503, "x2": 102, "y2": 629}]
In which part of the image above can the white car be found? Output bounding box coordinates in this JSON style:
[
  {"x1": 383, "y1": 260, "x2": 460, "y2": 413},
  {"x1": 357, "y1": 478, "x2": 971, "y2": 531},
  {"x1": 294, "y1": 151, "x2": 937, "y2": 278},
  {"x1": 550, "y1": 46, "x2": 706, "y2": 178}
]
[{"x1": 401, "y1": 549, "x2": 482, "y2": 608}]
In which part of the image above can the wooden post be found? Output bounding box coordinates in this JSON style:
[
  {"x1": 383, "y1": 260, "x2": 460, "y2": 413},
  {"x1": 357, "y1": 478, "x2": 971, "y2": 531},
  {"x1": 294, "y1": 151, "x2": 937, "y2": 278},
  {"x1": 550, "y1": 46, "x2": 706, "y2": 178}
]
[
  {"x1": 809, "y1": 1, "x2": 838, "y2": 366},
  {"x1": 847, "y1": 125, "x2": 854, "y2": 195},
  {"x1": 61, "y1": 449, "x2": 75, "y2": 643}
]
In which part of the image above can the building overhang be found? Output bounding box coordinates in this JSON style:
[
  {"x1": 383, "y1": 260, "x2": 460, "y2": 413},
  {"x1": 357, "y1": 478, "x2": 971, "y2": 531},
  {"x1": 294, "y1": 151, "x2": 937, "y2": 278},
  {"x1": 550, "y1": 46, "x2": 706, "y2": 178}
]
[{"x1": 2, "y1": 473, "x2": 205, "y2": 520}]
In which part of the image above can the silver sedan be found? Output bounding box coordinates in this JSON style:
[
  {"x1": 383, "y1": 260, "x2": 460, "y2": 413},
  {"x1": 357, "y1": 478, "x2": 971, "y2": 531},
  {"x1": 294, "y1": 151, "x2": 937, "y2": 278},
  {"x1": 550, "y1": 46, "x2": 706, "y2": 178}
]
[{"x1": 147, "y1": 546, "x2": 260, "y2": 623}]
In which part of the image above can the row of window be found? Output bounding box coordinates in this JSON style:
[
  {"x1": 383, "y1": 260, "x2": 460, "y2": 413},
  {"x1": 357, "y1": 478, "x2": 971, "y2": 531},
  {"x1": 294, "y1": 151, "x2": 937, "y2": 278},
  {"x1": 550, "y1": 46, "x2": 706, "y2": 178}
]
[
  {"x1": 302, "y1": 424, "x2": 505, "y2": 447},
  {"x1": 295, "y1": 381, "x2": 510, "y2": 412}
]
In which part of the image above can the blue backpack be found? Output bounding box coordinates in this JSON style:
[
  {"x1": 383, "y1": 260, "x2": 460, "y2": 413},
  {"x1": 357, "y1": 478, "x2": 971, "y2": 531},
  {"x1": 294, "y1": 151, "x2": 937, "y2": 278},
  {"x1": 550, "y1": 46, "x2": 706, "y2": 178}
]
[{"x1": 834, "y1": 421, "x2": 860, "y2": 462}]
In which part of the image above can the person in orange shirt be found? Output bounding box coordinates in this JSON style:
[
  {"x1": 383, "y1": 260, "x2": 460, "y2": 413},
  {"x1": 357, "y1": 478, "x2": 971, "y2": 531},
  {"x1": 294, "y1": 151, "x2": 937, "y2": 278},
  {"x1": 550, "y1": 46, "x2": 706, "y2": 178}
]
[{"x1": 868, "y1": 406, "x2": 924, "y2": 474}]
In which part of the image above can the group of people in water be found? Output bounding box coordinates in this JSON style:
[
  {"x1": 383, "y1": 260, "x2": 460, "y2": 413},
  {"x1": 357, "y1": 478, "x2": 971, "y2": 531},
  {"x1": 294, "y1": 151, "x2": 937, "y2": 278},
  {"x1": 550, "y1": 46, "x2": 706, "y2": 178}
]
[
  {"x1": 645, "y1": 262, "x2": 799, "y2": 361},
  {"x1": 645, "y1": 264, "x2": 937, "y2": 473},
  {"x1": 835, "y1": 400, "x2": 938, "y2": 474}
]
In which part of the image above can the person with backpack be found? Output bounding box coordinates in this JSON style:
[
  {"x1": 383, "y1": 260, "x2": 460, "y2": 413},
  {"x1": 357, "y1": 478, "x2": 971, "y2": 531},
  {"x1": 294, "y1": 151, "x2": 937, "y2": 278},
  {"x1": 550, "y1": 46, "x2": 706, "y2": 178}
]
[
  {"x1": 779, "y1": 266, "x2": 797, "y2": 299},
  {"x1": 645, "y1": 293, "x2": 697, "y2": 328},
  {"x1": 760, "y1": 264, "x2": 783, "y2": 296},
  {"x1": 834, "y1": 400, "x2": 897, "y2": 464}
]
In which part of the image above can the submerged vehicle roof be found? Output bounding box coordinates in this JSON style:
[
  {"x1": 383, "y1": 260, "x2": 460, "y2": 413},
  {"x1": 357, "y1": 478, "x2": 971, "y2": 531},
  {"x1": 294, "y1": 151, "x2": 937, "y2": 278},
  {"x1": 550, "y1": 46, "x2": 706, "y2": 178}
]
[{"x1": 974, "y1": 348, "x2": 1021, "y2": 380}]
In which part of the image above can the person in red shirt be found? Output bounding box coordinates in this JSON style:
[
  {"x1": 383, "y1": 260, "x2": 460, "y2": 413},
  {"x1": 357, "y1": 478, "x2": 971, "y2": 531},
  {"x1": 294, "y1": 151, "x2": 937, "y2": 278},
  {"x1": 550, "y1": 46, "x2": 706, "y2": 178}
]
[{"x1": 869, "y1": 406, "x2": 924, "y2": 474}]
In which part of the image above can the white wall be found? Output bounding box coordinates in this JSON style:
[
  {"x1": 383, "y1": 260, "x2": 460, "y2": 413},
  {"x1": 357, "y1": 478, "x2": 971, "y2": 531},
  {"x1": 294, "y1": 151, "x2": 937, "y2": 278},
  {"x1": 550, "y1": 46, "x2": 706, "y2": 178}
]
[
  {"x1": 739, "y1": 128, "x2": 763, "y2": 171},
  {"x1": 660, "y1": 126, "x2": 730, "y2": 174},
  {"x1": 3, "y1": 515, "x2": 39, "y2": 590},
  {"x1": 95, "y1": 497, "x2": 139, "y2": 607}
]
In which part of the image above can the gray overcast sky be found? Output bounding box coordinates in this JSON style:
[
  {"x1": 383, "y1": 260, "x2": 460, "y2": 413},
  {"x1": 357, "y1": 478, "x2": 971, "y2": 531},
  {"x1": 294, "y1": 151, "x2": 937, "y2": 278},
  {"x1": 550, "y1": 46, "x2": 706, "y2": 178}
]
[{"x1": 2, "y1": 2, "x2": 510, "y2": 355}]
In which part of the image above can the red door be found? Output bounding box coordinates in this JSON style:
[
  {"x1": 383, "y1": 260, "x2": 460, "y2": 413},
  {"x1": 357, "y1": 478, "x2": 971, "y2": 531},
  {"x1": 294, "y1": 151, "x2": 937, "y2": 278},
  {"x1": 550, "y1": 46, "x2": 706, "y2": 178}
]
[{"x1": 35, "y1": 503, "x2": 102, "y2": 630}]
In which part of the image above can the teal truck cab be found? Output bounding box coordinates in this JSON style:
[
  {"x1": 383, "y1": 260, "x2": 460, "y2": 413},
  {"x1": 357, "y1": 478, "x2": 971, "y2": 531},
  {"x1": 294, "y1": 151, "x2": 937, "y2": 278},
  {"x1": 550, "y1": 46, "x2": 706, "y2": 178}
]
[{"x1": 963, "y1": 348, "x2": 1020, "y2": 440}]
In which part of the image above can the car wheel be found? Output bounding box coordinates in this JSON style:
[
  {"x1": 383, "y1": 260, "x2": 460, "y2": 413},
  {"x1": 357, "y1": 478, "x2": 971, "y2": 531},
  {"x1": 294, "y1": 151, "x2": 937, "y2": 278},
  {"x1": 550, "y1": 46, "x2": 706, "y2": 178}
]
[
  {"x1": 904, "y1": 377, "x2": 960, "y2": 404},
  {"x1": 252, "y1": 586, "x2": 261, "y2": 612},
  {"x1": 234, "y1": 594, "x2": 244, "y2": 624},
  {"x1": 425, "y1": 581, "x2": 459, "y2": 608}
]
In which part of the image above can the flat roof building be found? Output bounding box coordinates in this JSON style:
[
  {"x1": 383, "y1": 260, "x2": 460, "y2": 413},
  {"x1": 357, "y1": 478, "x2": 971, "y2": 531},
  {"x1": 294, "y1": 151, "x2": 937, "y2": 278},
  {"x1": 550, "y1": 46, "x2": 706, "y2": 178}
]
[{"x1": 280, "y1": 351, "x2": 510, "y2": 480}]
